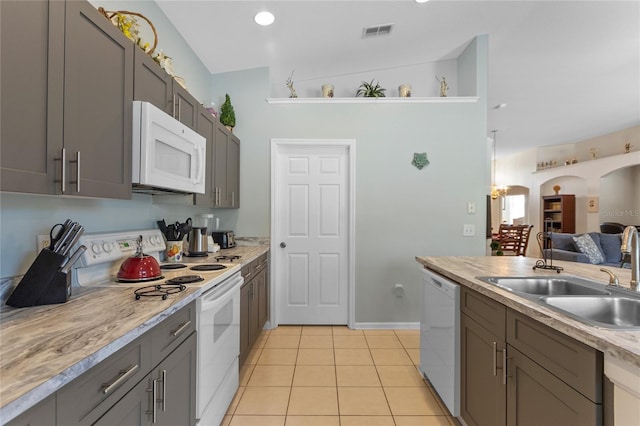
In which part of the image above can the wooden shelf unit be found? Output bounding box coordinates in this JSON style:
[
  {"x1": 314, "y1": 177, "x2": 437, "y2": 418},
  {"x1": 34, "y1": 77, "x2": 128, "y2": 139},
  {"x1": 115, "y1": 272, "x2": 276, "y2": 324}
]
[{"x1": 542, "y1": 194, "x2": 576, "y2": 234}]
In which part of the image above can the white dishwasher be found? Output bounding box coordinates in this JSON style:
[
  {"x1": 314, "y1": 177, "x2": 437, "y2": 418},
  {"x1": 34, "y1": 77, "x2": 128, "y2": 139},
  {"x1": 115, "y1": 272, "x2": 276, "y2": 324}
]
[{"x1": 420, "y1": 268, "x2": 460, "y2": 417}]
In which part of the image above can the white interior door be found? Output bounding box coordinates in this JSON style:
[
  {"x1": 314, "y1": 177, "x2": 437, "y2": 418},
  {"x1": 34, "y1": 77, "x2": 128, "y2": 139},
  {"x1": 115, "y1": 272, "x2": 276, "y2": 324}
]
[{"x1": 271, "y1": 140, "x2": 354, "y2": 325}]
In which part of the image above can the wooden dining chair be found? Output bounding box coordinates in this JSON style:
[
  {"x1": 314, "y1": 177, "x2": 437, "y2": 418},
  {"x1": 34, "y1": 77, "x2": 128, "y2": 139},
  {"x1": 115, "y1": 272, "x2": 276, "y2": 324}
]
[{"x1": 497, "y1": 224, "x2": 534, "y2": 256}]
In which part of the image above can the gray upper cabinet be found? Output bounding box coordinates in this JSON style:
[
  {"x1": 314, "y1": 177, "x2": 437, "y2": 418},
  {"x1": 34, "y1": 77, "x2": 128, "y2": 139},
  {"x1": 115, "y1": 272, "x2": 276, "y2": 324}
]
[
  {"x1": 133, "y1": 48, "x2": 172, "y2": 113},
  {"x1": 63, "y1": 0, "x2": 133, "y2": 199},
  {"x1": 194, "y1": 105, "x2": 217, "y2": 207},
  {"x1": 1, "y1": 0, "x2": 64, "y2": 194},
  {"x1": 172, "y1": 83, "x2": 198, "y2": 130},
  {"x1": 213, "y1": 124, "x2": 240, "y2": 208},
  {"x1": 1, "y1": 0, "x2": 133, "y2": 199}
]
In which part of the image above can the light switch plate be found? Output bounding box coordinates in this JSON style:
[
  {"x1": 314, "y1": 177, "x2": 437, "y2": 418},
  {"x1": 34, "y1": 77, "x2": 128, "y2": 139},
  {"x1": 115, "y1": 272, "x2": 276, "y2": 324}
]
[{"x1": 467, "y1": 202, "x2": 476, "y2": 214}]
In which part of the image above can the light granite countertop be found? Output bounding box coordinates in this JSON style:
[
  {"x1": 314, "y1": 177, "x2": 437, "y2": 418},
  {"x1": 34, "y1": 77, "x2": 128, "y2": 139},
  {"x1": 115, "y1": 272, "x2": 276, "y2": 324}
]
[
  {"x1": 0, "y1": 245, "x2": 269, "y2": 423},
  {"x1": 415, "y1": 256, "x2": 640, "y2": 369}
]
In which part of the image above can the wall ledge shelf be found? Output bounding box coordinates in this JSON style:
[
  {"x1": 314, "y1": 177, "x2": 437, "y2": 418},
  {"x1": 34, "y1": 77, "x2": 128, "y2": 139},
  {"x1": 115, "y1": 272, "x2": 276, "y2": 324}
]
[{"x1": 265, "y1": 97, "x2": 479, "y2": 104}]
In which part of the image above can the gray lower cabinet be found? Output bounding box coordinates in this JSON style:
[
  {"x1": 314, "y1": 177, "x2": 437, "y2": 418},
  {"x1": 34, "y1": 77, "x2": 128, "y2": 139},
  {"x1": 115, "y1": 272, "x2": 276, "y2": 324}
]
[
  {"x1": 240, "y1": 253, "x2": 269, "y2": 366},
  {"x1": 94, "y1": 332, "x2": 197, "y2": 426},
  {"x1": 1, "y1": 0, "x2": 133, "y2": 199},
  {"x1": 52, "y1": 302, "x2": 196, "y2": 426},
  {"x1": 5, "y1": 394, "x2": 56, "y2": 426},
  {"x1": 460, "y1": 287, "x2": 605, "y2": 426}
]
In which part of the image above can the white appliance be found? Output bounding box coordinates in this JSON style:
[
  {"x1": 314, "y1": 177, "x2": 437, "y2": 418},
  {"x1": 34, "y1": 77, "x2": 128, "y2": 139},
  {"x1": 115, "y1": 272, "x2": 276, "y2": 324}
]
[
  {"x1": 196, "y1": 271, "x2": 242, "y2": 426},
  {"x1": 71, "y1": 230, "x2": 243, "y2": 426},
  {"x1": 132, "y1": 101, "x2": 206, "y2": 194},
  {"x1": 420, "y1": 268, "x2": 460, "y2": 417}
]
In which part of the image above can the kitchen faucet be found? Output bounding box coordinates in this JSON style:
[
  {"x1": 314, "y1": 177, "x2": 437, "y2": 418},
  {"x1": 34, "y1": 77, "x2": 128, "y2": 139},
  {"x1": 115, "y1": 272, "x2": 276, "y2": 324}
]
[{"x1": 621, "y1": 226, "x2": 639, "y2": 291}]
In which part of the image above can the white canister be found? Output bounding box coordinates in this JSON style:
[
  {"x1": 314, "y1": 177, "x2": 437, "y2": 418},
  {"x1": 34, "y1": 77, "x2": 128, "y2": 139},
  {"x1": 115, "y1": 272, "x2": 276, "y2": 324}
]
[
  {"x1": 399, "y1": 84, "x2": 412, "y2": 97},
  {"x1": 321, "y1": 84, "x2": 334, "y2": 98}
]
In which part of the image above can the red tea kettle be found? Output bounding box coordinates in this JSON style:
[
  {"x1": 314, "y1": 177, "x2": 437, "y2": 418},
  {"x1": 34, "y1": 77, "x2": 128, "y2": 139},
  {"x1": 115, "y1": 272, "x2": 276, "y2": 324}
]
[{"x1": 117, "y1": 235, "x2": 162, "y2": 282}]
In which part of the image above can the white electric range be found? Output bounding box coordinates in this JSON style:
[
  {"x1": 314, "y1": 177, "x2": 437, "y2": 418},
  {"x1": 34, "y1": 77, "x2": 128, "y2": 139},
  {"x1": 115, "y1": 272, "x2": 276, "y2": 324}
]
[{"x1": 72, "y1": 229, "x2": 243, "y2": 426}]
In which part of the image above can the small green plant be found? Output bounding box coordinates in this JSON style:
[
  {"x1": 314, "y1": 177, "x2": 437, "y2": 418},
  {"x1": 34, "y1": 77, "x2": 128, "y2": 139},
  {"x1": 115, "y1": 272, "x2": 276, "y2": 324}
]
[
  {"x1": 219, "y1": 94, "x2": 236, "y2": 129},
  {"x1": 356, "y1": 80, "x2": 386, "y2": 98}
]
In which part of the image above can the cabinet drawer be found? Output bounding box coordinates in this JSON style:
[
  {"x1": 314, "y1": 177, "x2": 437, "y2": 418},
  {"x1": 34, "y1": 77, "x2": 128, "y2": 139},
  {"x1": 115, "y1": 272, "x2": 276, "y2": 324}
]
[
  {"x1": 254, "y1": 252, "x2": 269, "y2": 273},
  {"x1": 57, "y1": 334, "x2": 151, "y2": 425},
  {"x1": 506, "y1": 310, "x2": 602, "y2": 403},
  {"x1": 241, "y1": 262, "x2": 255, "y2": 281},
  {"x1": 461, "y1": 287, "x2": 506, "y2": 339},
  {"x1": 151, "y1": 302, "x2": 196, "y2": 366}
]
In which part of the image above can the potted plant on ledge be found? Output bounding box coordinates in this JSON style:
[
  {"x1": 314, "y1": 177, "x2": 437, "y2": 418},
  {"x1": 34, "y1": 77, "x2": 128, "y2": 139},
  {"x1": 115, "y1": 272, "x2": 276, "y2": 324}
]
[{"x1": 356, "y1": 80, "x2": 386, "y2": 98}]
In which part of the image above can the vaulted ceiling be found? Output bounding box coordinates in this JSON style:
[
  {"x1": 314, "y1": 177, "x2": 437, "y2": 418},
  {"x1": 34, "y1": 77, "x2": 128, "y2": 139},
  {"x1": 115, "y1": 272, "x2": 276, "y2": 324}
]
[{"x1": 156, "y1": 0, "x2": 640, "y2": 157}]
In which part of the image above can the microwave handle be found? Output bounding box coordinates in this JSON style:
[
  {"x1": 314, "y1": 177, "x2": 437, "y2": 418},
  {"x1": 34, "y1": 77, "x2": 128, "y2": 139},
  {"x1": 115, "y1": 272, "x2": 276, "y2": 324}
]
[{"x1": 193, "y1": 145, "x2": 205, "y2": 184}]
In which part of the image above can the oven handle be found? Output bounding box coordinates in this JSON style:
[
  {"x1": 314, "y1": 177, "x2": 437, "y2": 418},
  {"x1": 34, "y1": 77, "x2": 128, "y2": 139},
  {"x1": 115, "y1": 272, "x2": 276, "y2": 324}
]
[{"x1": 199, "y1": 274, "x2": 243, "y2": 310}]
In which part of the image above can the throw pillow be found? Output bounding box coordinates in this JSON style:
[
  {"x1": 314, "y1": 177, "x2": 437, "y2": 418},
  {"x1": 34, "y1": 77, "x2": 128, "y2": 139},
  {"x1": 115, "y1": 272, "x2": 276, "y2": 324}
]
[
  {"x1": 572, "y1": 234, "x2": 605, "y2": 264},
  {"x1": 550, "y1": 233, "x2": 577, "y2": 251},
  {"x1": 599, "y1": 233, "x2": 623, "y2": 263}
]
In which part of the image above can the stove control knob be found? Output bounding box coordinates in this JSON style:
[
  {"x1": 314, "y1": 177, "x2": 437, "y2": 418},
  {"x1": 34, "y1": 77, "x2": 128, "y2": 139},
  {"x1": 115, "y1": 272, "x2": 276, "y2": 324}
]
[
  {"x1": 102, "y1": 242, "x2": 112, "y2": 253},
  {"x1": 91, "y1": 243, "x2": 102, "y2": 255}
]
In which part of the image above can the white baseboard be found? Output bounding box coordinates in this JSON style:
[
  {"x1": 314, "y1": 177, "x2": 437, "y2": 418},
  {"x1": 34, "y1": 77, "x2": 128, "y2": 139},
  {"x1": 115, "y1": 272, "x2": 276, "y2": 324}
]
[{"x1": 353, "y1": 322, "x2": 420, "y2": 330}]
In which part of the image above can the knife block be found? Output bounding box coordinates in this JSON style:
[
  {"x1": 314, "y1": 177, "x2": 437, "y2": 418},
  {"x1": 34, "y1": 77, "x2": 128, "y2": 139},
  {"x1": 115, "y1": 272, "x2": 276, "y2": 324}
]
[{"x1": 6, "y1": 249, "x2": 71, "y2": 308}]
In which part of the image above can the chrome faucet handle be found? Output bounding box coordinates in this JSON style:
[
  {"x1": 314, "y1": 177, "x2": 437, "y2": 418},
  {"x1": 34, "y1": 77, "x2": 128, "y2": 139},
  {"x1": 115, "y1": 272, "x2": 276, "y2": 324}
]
[{"x1": 600, "y1": 268, "x2": 620, "y2": 287}]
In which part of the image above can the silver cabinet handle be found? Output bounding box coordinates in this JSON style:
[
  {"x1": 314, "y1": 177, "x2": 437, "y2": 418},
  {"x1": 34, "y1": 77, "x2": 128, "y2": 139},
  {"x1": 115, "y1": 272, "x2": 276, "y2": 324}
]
[
  {"x1": 178, "y1": 98, "x2": 181, "y2": 122},
  {"x1": 232, "y1": 191, "x2": 235, "y2": 207},
  {"x1": 172, "y1": 94, "x2": 176, "y2": 118},
  {"x1": 102, "y1": 364, "x2": 139, "y2": 394},
  {"x1": 160, "y1": 370, "x2": 167, "y2": 412},
  {"x1": 502, "y1": 348, "x2": 510, "y2": 385},
  {"x1": 56, "y1": 148, "x2": 66, "y2": 193},
  {"x1": 492, "y1": 342, "x2": 497, "y2": 377},
  {"x1": 171, "y1": 320, "x2": 191, "y2": 337},
  {"x1": 69, "y1": 151, "x2": 80, "y2": 193},
  {"x1": 146, "y1": 378, "x2": 158, "y2": 424}
]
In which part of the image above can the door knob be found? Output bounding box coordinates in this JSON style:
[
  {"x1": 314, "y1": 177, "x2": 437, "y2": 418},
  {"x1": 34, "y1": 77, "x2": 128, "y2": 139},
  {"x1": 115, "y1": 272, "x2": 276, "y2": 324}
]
[{"x1": 280, "y1": 242, "x2": 286, "y2": 248}]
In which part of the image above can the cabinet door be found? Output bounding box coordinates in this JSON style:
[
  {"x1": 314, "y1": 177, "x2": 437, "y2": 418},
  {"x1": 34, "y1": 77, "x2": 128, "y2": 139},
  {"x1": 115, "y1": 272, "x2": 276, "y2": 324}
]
[
  {"x1": 227, "y1": 134, "x2": 240, "y2": 208},
  {"x1": 5, "y1": 394, "x2": 55, "y2": 426},
  {"x1": 214, "y1": 124, "x2": 229, "y2": 207},
  {"x1": 155, "y1": 332, "x2": 197, "y2": 426},
  {"x1": 256, "y1": 266, "x2": 269, "y2": 331},
  {"x1": 461, "y1": 313, "x2": 506, "y2": 426},
  {"x1": 239, "y1": 282, "x2": 251, "y2": 366},
  {"x1": 133, "y1": 48, "x2": 172, "y2": 114},
  {"x1": 194, "y1": 106, "x2": 216, "y2": 207},
  {"x1": 506, "y1": 346, "x2": 601, "y2": 426},
  {"x1": 1, "y1": 0, "x2": 64, "y2": 194},
  {"x1": 172, "y1": 82, "x2": 198, "y2": 130},
  {"x1": 93, "y1": 374, "x2": 152, "y2": 426},
  {"x1": 63, "y1": 0, "x2": 133, "y2": 199}
]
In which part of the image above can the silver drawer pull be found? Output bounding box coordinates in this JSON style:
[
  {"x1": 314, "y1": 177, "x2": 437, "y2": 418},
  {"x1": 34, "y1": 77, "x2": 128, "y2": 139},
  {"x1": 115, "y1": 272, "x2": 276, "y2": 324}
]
[
  {"x1": 171, "y1": 320, "x2": 191, "y2": 337},
  {"x1": 492, "y1": 342, "x2": 497, "y2": 377},
  {"x1": 102, "y1": 364, "x2": 139, "y2": 394},
  {"x1": 146, "y1": 378, "x2": 158, "y2": 423}
]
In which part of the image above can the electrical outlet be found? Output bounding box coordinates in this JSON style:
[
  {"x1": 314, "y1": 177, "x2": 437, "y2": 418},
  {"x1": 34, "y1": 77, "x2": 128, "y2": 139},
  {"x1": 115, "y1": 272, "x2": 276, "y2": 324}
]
[
  {"x1": 463, "y1": 224, "x2": 475, "y2": 236},
  {"x1": 37, "y1": 234, "x2": 51, "y2": 252},
  {"x1": 467, "y1": 202, "x2": 476, "y2": 214}
]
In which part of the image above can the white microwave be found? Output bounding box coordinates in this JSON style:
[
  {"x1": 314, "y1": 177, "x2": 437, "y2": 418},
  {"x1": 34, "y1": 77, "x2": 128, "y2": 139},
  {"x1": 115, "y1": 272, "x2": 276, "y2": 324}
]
[{"x1": 132, "y1": 101, "x2": 206, "y2": 194}]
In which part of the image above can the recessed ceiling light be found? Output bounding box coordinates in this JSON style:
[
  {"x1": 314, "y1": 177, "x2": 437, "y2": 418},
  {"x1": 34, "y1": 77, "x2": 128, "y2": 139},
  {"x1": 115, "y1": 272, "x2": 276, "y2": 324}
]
[
  {"x1": 254, "y1": 11, "x2": 275, "y2": 26},
  {"x1": 415, "y1": 0, "x2": 429, "y2": 3}
]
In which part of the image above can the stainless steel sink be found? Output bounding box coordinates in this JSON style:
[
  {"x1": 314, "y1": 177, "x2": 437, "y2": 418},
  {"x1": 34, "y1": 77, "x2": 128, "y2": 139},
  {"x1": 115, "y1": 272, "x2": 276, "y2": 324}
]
[
  {"x1": 477, "y1": 276, "x2": 611, "y2": 296},
  {"x1": 541, "y1": 296, "x2": 640, "y2": 328}
]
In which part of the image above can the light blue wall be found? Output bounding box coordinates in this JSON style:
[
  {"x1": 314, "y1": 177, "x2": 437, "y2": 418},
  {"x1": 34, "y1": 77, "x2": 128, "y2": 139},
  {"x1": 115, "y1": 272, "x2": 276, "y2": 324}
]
[{"x1": 211, "y1": 36, "x2": 489, "y2": 323}]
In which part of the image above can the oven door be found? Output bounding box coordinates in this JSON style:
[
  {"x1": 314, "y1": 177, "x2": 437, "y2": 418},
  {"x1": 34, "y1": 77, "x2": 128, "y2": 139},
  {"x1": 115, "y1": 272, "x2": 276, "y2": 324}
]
[{"x1": 196, "y1": 271, "x2": 243, "y2": 419}]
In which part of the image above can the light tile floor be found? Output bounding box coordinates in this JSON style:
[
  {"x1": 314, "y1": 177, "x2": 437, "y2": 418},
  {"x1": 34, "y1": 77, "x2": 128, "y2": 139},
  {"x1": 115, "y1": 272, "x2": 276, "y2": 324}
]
[{"x1": 222, "y1": 326, "x2": 459, "y2": 426}]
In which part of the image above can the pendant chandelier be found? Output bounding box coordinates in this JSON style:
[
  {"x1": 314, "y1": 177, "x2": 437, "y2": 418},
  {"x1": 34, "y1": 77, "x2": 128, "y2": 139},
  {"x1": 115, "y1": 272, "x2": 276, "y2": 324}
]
[{"x1": 491, "y1": 130, "x2": 508, "y2": 200}]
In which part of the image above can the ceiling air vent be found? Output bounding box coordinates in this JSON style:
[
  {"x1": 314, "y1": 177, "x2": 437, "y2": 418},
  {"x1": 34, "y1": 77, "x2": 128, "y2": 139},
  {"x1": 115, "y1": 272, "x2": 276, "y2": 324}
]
[{"x1": 362, "y1": 23, "x2": 394, "y2": 39}]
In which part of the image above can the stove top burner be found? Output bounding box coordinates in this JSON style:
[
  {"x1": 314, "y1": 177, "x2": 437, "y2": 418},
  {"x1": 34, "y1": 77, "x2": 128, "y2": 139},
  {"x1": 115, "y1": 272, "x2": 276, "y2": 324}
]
[
  {"x1": 160, "y1": 263, "x2": 187, "y2": 270},
  {"x1": 165, "y1": 275, "x2": 204, "y2": 285},
  {"x1": 134, "y1": 284, "x2": 186, "y2": 300},
  {"x1": 183, "y1": 252, "x2": 208, "y2": 258},
  {"x1": 214, "y1": 255, "x2": 242, "y2": 262},
  {"x1": 117, "y1": 275, "x2": 164, "y2": 283},
  {"x1": 190, "y1": 264, "x2": 227, "y2": 271}
]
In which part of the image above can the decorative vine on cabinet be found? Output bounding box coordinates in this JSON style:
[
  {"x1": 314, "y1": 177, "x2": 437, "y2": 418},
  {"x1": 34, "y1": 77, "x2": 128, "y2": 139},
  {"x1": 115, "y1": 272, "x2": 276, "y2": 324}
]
[{"x1": 1, "y1": 0, "x2": 133, "y2": 199}]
